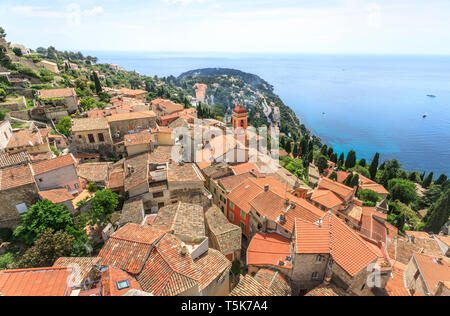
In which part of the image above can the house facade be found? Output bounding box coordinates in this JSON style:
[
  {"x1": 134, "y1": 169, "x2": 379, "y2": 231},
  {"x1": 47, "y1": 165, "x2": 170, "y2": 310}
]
[
  {"x1": 0, "y1": 121, "x2": 13, "y2": 152},
  {"x1": 71, "y1": 118, "x2": 114, "y2": 155}
]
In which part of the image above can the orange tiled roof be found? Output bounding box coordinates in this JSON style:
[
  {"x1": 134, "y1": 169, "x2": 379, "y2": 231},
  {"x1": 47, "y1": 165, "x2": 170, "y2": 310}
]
[
  {"x1": 231, "y1": 162, "x2": 262, "y2": 176},
  {"x1": 218, "y1": 172, "x2": 256, "y2": 192},
  {"x1": 311, "y1": 188, "x2": 344, "y2": 209},
  {"x1": 295, "y1": 213, "x2": 380, "y2": 277},
  {"x1": 102, "y1": 266, "x2": 143, "y2": 296},
  {"x1": 0, "y1": 164, "x2": 35, "y2": 191},
  {"x1": 0, "y1": 267, "x2": 73, "y2": 296},
  {"x1": 98, "y1": 223, "x2": 166, "y2": 274},
  {"x1": 194, "y1": 249, "x2": 231, "y2": 291},
  {"x1": 106, "y1": 111, "x2": 156, "y2": 123},
  {"x1": 31, "y1": 154, "x2": 77, "y2": 175},
  {"x1": 0, "y1": 151, "x2": 31, "y2": 169},
  {"x1": 305, "y1": 282, "x2": 346, "y2": 296},
  {"x1": 6, "y1": 129, "x2": 44, "y2": 149},
  {"x1": 318, "y1": 177, "x2": 355, "y2": 199},
  {"x1": 385, "y1": 261, "x2": 411, "y2": 296},
  {"x1": 88, "y1": 108, "x2": 118, "y2": 119},
  {"x1": 151, "y1": 98, "x2": 184, "y2": 115},
  {"x1": 107, "y1": 168, "x2": 124, "y2": 190},
  {"x1": 413, "y1": 252, "x2": 450, "y2": 294},
  {"x1": 336, "y1": 171, "x2": 350, "y2": 183},
  {"x1": 247, "y1": 232, "x2": 292, "y2": 269},
  {"x1": 360, "y1": 207, "x2": 390, "y2": 242},
  {"x1": 120, "y1": 88, "x2": 147, "y2": 96},
  {"x1": 38, "y1": 88, "x2": 76, "y2": 99},
  {"x1": 360, "y1": 183, "x2": 390, "y2": 195},
  {"x1": 124, "y1": 130, "x2": 155, "y2": 147},
  {"x1": 227, "y1": 178, "x2": 264, "y2": 213},
  {"x1": 230, "y1": 275, "x2": 273, "y2": 296},
  {"x1": 233, "y1": 105, "x2": 248, "y2": 114},
  {"x1": 53, "y1": 257, "x2": 100, "y2": 285},
  {"x1": 253, "y1": 269, "x2": 292, "y2": 296},
  {"x1": 39, "y1": 188, "x2": 74, "y2": 204}
]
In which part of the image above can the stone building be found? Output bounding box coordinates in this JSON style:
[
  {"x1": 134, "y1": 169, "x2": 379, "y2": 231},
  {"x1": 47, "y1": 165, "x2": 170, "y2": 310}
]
[
  {"x1": 0, "y1": 121, "x2": 13, "y2": 152},
  {"x1": 37, "y1": 60, "x2": 59, "y2": 73},
  {"x1": 71, "y1": 118, "x2": 113, "y2": 155},
  {"x1": 34, "y1": 88, "x2": 78, "y2": 120},
  {"x1": 5, "y1": 126, "x2": 51, "y2": 157},
  {"x1": 107, "y1": 111, "x2": 157, "y2": 141},
  {"x1": 0, "y1": 164, "x2": 39, "y2": 229},
  {"x1": 124, "y1": 130, "x2": 155, "y2": 156}
]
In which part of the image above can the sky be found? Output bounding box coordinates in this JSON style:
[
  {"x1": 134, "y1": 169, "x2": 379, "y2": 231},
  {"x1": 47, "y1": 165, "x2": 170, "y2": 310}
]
[{"x1": 1, "y1": 0, "x2": 449, "y2": 54}]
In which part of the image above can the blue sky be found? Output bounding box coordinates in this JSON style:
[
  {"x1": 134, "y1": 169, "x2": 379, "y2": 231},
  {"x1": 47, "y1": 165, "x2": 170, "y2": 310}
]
[{"x1": 1, "y1": 0, "x2": 449, "y2": 54}]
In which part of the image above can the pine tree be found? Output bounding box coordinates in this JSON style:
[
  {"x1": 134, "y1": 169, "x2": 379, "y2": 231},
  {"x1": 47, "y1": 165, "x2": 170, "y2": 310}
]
[{"x1": 369, "y1": 153, "x2": 380, "y2": 180}]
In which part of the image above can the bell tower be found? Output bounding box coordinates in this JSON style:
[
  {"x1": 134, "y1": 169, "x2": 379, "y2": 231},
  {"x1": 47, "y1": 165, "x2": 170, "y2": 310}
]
[{"x1": 232, "y1": 105, "x2": 248, "y2": 130}]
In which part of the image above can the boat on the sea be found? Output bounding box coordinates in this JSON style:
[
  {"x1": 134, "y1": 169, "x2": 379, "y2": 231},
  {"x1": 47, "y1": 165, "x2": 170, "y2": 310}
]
[
  {"x1": 423, "y1": 113, "x2": 428, "y2": 118},
  {"x1": 427, "y1": 94, "x2": 436, "y2": 98}
]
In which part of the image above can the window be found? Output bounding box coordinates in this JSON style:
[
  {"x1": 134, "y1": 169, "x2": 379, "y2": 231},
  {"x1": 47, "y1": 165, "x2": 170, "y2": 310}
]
[
  {"x1": 316, "y1": 255, "x2": 325, "y2": 263},
  {"x1": 240, "y1": 221, "x2": 246, "y2": 232},
  {"x1": 414, "y1": 270, "x2": 420, "y2": 280},
  {"x1": 98, "y1": 133, "x2": 105, "y2": 142},
  {"x1": 74, "y1": 184, "x2": 80, "y2": 189},
  {"x1": 38, "y1": 178, "x2": 43, "y2": 182},
  {"x1": 229, "y1": 213, "x2": 234, "y2": 222},
  {"x1": 153, "y1": 192, "x2": 164, "y2": 198},
  {"x1": 230, "y1": 202, "x2": 235, "y2": 210},
  {"x1": 241, "y1": 210, "x2": 246, "y2": 219},
  {"x1": 221, "y1": 206, "x2": 225, "y2": 213},
  {"x1": 15, "y1": 203, "x2": 28, "y2": 214},
  {"x1": 88, "y1": 134, "x2": 95, "y2": 143},
  {"x1": 116, "y1": 280, "x2": 130, "y2": 291},
  {"x1": 311, "y1": 272, "x2": 320, "y2": 280}
]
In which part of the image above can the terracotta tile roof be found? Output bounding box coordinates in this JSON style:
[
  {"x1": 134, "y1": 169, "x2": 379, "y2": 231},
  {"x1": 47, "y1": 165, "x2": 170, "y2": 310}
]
[
  {"x1": 0, "y1": 151, "x2": 31, "y2": 169},
  {"x1": 360, "y1": 207, "x2": 390, "y2": 242},
  {"x1": 413, "y1": 253, "x2": 450, "y2": 294},
  {"x1": 360, "y1": 183, "x2": 390, "y2": 195},
  {"x1": 98, "y1": 223, "x2": 166, "y2": 274},
  {"x1": 107, "y1": 168, "x2": 124, "y2": 190},
  {"x1": 151, "y1": 98, "x2": 184, "y2": 115},
  {"x1": 53, "y1": 257, "x2": 100, "y2": 285},
  {"x1": 295, "y1": 213, "x2": 380, "y2": 277},
  {"x1": 219, "y1": 172, "x2": 255, "y2": 192},
  {"x1": 230, "y1": 274, "x2": 274, "y2": 296},
  {"x1": 194, "y1": 249, "x2": 231, "y2": 290},
  {"x1": 72, "y1": 118, "x2": 109, "y2": 132},
  {"x1": 124, "y1": 130, "x2": 155, "y2": 147},
  {"x1": 119, "y1": 198, "x2": 145, "y2": 226},
  {"x1": 335, "y1": 171, "x2": 350, "y2": 183},
  {"x1": 101, "y1": 266, "x2": 143, "y2": 296},
  {"x1": 253, "y1": 269, "x2": 292, "y2": 296},
  {"x1": 230, "y1": 162, "x2": 262, "y2": 176},
  {"x1": 120, "y1": 88, "x2": 147, "y2": 96},
  {"x1": 205, "y1": 206, "x2": 241, "y2": 254},
  {"x1": 318, "y1": 177, "x2": 355, "y2": 200},
  {"x1": 31, "y1": 154, "x2": 76, "y2": 175},
  {"x1": 311, "y1": 188, "x2": 344, "y2": 209},
  {"x1": 6, "y1": 129, "x2": 44, "y2": 149},
  {"x1": 167, "y1": 163, "x2": 205, "y2": 183},
  {"x1": 152, "y1": 202, "x2": 205, "y2": 239},
  {"x1": 385, "y1": 261, "x2": 411, "y2": 296},
  {"x1": 196, "y1": 135, "x2": 244, "y2": 162},
  {"x1": 38, "y1": 88, "x2": 76, "y2": 99},
  {"x1": 88, "y1": 108, "x2": 118, "y2": 119},
  {"x1": 107, "y1": 111, "x2": 156, "y2": 123},
  {"x1": 387, "y1": 234, "x2": 442, "y2": 265},
  {"x1": 39, "y1": 188, "x2": 74, "y2": 204},
  {"x1": 0, "y1": 164, "x2": 35, "y2": 191},
  {"x1": 305, "y1": 282, "x2": 346, "y2": 296},
  {"x1": 149, "y1": 146, "x2": 173, "y2": 164},
  {"x1": 227, "y1": 178, "x2": 265, "y2": 214},
  {"x1": 435, "y1": 235, "x2": 450, "y2": 247},
  {"x1": 247, "y1": 232, "x2": 292, "y2": 270},
  {"x1": 77, "y1": 162, "x2": 110, "y2": 184},
  {"x1": 201, "y1": 162, "x2": 231, "y2": 179},
  {"x1": 124, "y1": 153, "x2": 149, "y2": 191},
  {"x1": 137, "y1": 233, "x2": 199, "y2": 296},
  {"x1": 0, "y1": 267, "x2": 73, "y2": 296},
  {"x1": 233, "y1": 105, "x2": 248, "y2": 114}
]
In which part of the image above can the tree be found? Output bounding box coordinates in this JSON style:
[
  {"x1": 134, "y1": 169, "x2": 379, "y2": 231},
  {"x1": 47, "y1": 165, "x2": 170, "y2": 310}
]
[
  {"x1": 320, "y1": 145, "x2": 328, "y2": 157},
  {"x1": 369, "y1": 153, "x2": 380, "y2": 180},
  {"x1": 338, "y1": 153, "x2": 345, "y2": 166},
  {"x1": 81, "y1": 189, "x2": 119, "y2": 227},
  {"x1": 284, "y1": 141, "x2": 292, "y2": 154},
  {"x1": 92, "y1": 71, "x2": 102, "y2": 94},
  {"x1": 435, "y1": 174, "x2": 448, "y2": 186},
  {"x1": 13, "y1": 200, "x2": 74, "y2": 245},
  {"x1": 316, "y1": 155, "x2": 329, "y2": 174},
  {"x1": 379, "y1": 159, "x2": 401, "y2": 187},
  {"x1": 345, "y1": 150, "x2": 357, "y2": 169},
  {"x1": 387, "y1": 178, "x2": 417, "y2": 205},
  {"x1": 14, "y1": 229, "x2": 74, "y2": 269},
  {"x1": 424, "y1": 189, "x2": 450, "y2": 233},
  {"x1": 344, "y1": 174, "x2": 359, "y2": 188},
  {"x1": 55, "y1": 116, "x2": 72, "y2": 137},
  {"x1": 0, "y1": 88, "x2": 6, "y2": 102},
  {"x1": 329, "y1": 171, "x2": 338, "y2": 181},
  {"x1": 293, "y1": 143, "x2": 300, "y2": 158},
  {"x1": 299, "y1": 137, "x2": 308, "y2": 157},
  {"x1": 0, "y1": 27, "x2": 6, "y2": 39},
  {"x1": 423, "y1": 172, "x2": 434, "y2": 189},
  {"x1": 358, "y1": 189, "x2": 381, "y2": 204},
  {"x1": 12, "y1": 47, "x2": 23, "y2": 57},
  {"x1": 359, "y1": 159, "x2": 367, "y2": 168}
]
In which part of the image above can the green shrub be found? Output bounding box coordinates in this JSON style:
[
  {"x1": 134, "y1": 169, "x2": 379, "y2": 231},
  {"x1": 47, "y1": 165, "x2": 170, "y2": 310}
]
[
  {"x1": 0, "y1": 227, "x2": 13, "y2": 243},
  {"x1": 87, "y1": 182, "x2": 98, "y2": 193},
  {"x1": 0, "y1": 253, "x2": 14, "y2": 270}
]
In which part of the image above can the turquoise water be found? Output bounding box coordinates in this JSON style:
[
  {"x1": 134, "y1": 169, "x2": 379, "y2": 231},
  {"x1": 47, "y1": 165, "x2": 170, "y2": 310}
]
[{"x1": 87, "y1": 51, "x2": 450, "y2": 176}]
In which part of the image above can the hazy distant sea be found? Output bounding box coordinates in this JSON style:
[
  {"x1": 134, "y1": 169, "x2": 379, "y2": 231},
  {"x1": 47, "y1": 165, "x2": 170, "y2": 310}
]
[{"x1": 86, "y1": 51, "x2": 450, "y2": 176}]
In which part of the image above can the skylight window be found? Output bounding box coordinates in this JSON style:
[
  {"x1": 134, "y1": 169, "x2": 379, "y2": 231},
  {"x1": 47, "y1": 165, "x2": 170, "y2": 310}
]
[{"x1": 117, "y1": 280, "x2": 130, "y2": 290}]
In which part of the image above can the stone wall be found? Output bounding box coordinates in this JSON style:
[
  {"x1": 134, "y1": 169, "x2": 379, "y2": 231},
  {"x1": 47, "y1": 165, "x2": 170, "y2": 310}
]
[
  {"x1": 0, "y1": 183, "x2": 40, "y2": 229},
  {"x1": 0, "y1": 96, "x2": 26, "y2": 111},
  {"x1": 405, "y1": 256, "x2": 428, "y2": 295},
  {"x1": 7, "y1": 110, "x2": 31, "y2": 121},
  {"x1": 291, "y1": 253, "x2": 330, "y2": 294}
]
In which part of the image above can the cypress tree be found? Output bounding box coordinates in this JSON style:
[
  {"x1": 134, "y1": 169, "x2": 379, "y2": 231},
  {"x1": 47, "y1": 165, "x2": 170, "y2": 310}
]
[
  {"x1": 345, "y1": 150, "x2": 357, "y2": 169},
  {"x1": 338, "y1": 153, "x2": 345, "y2": 166},
  {"x1": 369, "y1": 153, "x2": 380, "y2": 180},
  {"x1": 423, "y1": 172, "x2": 434, "y2": 189},
  {"x1": 359, "y1": 159, "x2": 367, "y2": 167},
  {"x1": 424, "y1": 189, "x2": 450, "y2": 233},
  {"x1": 435, "y1": 174, "x2": 448, "y2": 186},
  {"x1": 93, "y1": 71, "x2": 102, "y2": 94}
]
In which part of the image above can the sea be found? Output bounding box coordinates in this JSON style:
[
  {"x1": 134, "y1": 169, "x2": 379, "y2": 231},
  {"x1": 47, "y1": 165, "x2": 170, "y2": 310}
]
[{"x1": 86, "y1": 51, "x2": 450, "y2": 176}]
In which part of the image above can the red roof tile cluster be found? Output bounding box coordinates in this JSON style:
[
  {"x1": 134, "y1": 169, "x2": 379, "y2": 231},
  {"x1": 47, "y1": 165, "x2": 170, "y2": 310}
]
[
  {"x1": 305, "y1": 282, "x2": 347, "y2": 296},
  {"x1": 124, "y1": 130, "x2": 155, "y2": 147},
  {"x1": 0, "y1": 267, "x2": 73, "y2": 296},
  {"x1": 101, "y1": 266, "x2": 143, "y2": 296},
  {"x1": 385, "y1": 261, "x2": 411, "y2": 296},
  {"x1": 39, "y1": 188, "x2": 74, "y2": 204},
  {"x1": 233, "y1": 105, "x2": 248, "y2": 114},
  {"x1": 0, "y1": 164, "x2": 35, "y2": 191},
  {"x1": 38, "y1": 88, "x2": 76, "y2": 99},
  {"x1": 413, "y1": 252, "x2": 450, "y2": 294},
  {"x1": 295, "y1": 213, "x2": 382, "y2": 277},
  {"x1": 230, "y1": 162, "x2": 262, "y2": 176},
  {"x1": 194, "y1": 249, "x2": 231, "y2": 290},
  {"x1": 31, "y1": 154, "x2": 77, "y2": 175},
  {"x1": 247, "y1": 233, "x2": 292, "y2": 269}
]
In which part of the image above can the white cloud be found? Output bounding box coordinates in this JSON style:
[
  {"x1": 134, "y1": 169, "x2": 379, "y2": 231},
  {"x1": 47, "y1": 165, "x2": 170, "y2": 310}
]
[
  {"x1": 164, "y1": 0, "x2": 207, "y2": 5},
  {"x1": 83, "y1": 6, "x2": 104, "y2": 17}
]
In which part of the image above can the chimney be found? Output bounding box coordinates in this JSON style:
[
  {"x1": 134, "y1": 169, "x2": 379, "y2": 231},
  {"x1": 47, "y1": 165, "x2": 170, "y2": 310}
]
[
  {"x1": 264, "y1": 184, "x2": 269, "y2": 192},
  {"x1": 180, "y1": 244, "x2": 188, "y2": 257},
  {"x1": 317, "y1": 218, "x2": 323, "y2": 227},
  {"x1": 284, "y1": 199, "x2": 290, "y2": 207},
  {"x1": 279, "y1": 214, "x2": 287, "y2": 224}
]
